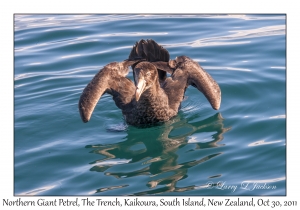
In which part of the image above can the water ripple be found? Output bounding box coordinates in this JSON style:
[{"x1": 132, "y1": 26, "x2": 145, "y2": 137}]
[
  {"x1": 165, "y1": 25, "x2": 285, "y2": 48},
  {"x1": 248, "y1": 140, "x2": 283, "y2": 147},
  {"x1": 14, "y1": 14, "x2": 286, "y2": 196},
  {"x1": 243, "y1": 177, "x2": 285, "y2": 183},
  {"x1": 204, "y1": 66, "x2": 251, "y2": 71},
  {"x1": 15, "y1": 66, "x2": 101, "y2": 81},
  {"x1": 18, "y1": 185, "x2": 56, "y2": 195},
  {"x1": 15, "y1": 15, "x2": 285, "y2": 31}
]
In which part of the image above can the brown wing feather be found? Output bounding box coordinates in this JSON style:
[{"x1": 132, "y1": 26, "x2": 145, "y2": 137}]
[
  {"x1": 162, "y1": 56, "x2": 221, "y2": 111},
  {"x1": 78, "y1": 61, "x2": 138, "y2": 123}
]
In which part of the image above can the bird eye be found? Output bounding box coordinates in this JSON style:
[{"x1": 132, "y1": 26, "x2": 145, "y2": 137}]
[{"x1": 146, "y1": 72, "x2": 151, "y2": 76}]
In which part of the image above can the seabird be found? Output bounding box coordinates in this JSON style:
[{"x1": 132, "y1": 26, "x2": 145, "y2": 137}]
[{"x1": 78, "y1": 39, "x2": 221, "y2": 126}]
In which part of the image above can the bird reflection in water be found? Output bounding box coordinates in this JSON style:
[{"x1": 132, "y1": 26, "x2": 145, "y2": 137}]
[{"x1": 85, "y1": 113, "x2": 230, "y2": 195}]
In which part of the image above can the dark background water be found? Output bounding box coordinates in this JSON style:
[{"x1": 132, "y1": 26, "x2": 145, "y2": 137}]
[{"x1": 14, "y1": 14, "x2": 286, "y2": 196}]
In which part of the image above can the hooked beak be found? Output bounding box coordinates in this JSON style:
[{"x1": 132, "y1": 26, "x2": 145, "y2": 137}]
[{"x1": 135, "y1": 78, "x2": 146, "y2": 101}]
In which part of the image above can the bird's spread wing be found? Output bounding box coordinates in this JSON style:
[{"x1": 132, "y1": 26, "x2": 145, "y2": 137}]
[
  {"x1": 153, "y1": 56, "x2": 221, "y2": 111},
  {"x1": 128, "y1": 39, "x2": 170, "y2": 83},
  {"x1": 78, "y1": 60, "x2": 139, "y2": 123}
]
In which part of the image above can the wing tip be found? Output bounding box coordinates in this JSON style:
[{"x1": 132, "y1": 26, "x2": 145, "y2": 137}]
[
  {"x1": 212, "y1": 102, "x2": 221, "y2": 110},
  {"x1": 210, "y1": 87, "x2": 221, "y2": 110},
  {"x1": 79, "y1": 99, "x2": 92, "y2": 123},
  {"x1": 79, "y1": 109, "x2": 90, "y2": 123}
]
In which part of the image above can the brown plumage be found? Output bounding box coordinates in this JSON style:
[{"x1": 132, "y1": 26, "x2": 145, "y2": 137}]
[{"x1": 78, "y1": 39, "x2": 221, "y2": 126}]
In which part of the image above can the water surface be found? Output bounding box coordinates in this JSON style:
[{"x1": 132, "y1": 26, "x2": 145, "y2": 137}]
[{"x1": 14, "y1": 14, "x2": 286, "y2": 196}]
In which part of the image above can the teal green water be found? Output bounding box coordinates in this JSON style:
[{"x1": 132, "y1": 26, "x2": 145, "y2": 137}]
[{"x1": 14, "y1": 14, "x2": 286, "y2": 196}]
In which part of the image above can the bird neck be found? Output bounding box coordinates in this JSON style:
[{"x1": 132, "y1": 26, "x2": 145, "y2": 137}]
[
  {"x1": 142, "y1": 79, "x2": 161, "y2": 100},
  {"x1": 136, "y1": 79, "x2": 169, "y2": 109}
]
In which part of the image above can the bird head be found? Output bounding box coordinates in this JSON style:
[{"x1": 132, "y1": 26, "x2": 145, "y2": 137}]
[{"x1": 134, "y1": 62, "x2": 158, "y2": 101}]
